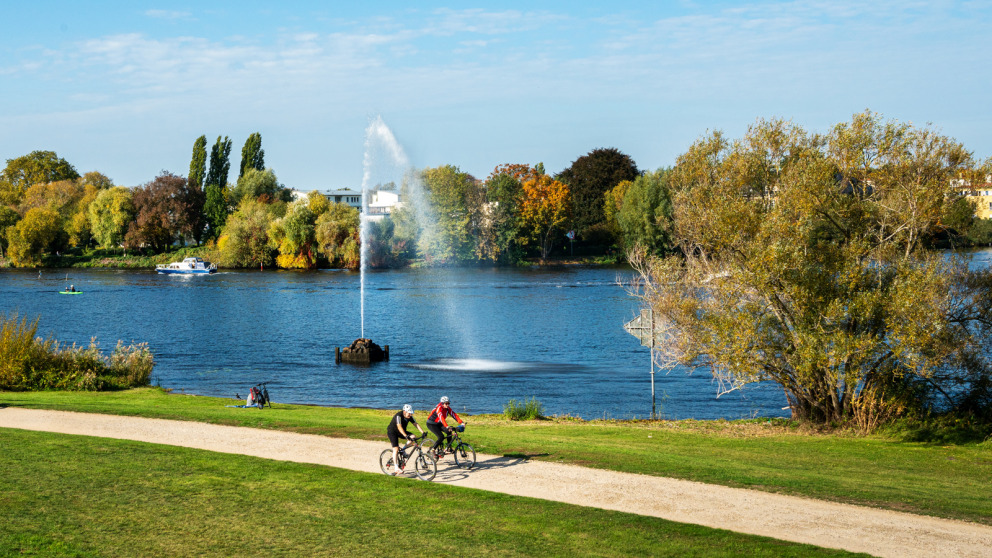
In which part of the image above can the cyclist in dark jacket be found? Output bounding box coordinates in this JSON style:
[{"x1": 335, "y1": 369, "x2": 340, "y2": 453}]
[
  {"x1": 426, "y1": 396, "x2": 465, "y2": 456},
  {"x1": 387, "y1": 404, "x2": 425, "y2": 475}
]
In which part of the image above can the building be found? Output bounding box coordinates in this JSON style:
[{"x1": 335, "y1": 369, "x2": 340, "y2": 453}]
[
  {"x1": 951, "y1": 175, "x2": 992, "y2": 220},
  {"x1": 290, "y1": 188, "x2": 403, "y2": 218}
]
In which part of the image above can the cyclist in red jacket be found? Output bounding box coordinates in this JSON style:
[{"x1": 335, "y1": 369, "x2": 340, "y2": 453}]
[{"x1": 426, "y1": 396, "x2": 465, "y2": 457}]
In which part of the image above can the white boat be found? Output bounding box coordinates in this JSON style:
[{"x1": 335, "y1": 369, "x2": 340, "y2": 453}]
[{"x1": 155, "y1": 257, "x2": 217, "y2": 274}]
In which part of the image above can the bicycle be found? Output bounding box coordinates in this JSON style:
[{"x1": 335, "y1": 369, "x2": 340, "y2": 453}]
[
  {"x1": 248, "y1": 382, "x2": 271, "y2": 408},
  {"x1": 379, "y1": 432, "x2": 438, "y2": 481},
  {"x1": 430, "y1": 425, "x2": 476, "y2": 470}
]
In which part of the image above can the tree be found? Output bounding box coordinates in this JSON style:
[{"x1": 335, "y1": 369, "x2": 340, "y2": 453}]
[
  {"x1": 0, "y1": 151, "x2": 79, "y2": 205},
  {"x1": 231, "y1": 168, "x2": 286, "y2": 206},
  {"x1": 315, "y1": 202, "x2": 360, "y2": 268},
  {"x1": 556, "y1": 148, "x2": 639, "y2": 240},
  {"x1": 88, "y1": 187, "x2": 135, "y2": 249},
  {"x1": 0, "y1": 206, "x2": 19, "y2": 257},
  {"x1": 6, "y1": 208, "x2": 60, "y2": 266},
  {"x1": 518, "y1": 168, "x2": 572, "y2": 260},
  {"x1": 472, "y1": 164, "x2": 525, "y2": 263},
  {"x1": 615, "y1": 169, "x2": 672, "y2": 254},
  {"x1": 125, "y1": 172, "x2": 189, "y2": 251},
  {"x1": 418, "y1": 165, "x2": 476, "y2": 264},
  {"x1": 188, "y1": 135, "x2": 207, "y2": 192},
  {"x1": 238, "y1": 132, "x2": 265, "y2": 181},
  {"x1": 631, "y1": 113, "x2": 992, "y2": 425},
  {"x1": 269, "y1": 201, "x2": 317, "y2": 269},
  {"x1": 219, "y1": 199, "x2": 275, "y2": 268},
  {"x1": 206, "y1": 136, "x2": 232, "y2": 192},
  {"x1": 80, "y1": 171, "x2": 114, "y2": 190}
]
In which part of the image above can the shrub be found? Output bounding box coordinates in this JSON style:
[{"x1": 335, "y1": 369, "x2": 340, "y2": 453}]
[
  {"x1": 0, "y1": 313, "x2": 154, "y2": 391},
  {"x1": 503, "y1": 397, "x2": 545, "y2": 420}
]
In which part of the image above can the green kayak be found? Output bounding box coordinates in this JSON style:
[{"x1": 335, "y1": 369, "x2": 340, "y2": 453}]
[{"x1": 59, "y1": 291, "x2": 83, "y2": 295}]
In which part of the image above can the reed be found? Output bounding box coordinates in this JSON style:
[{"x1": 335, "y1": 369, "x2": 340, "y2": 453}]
[
  {"x1": 503, "y1": 397, "x2": 546, "y2": 420},
  {"x1": 0, "y1": 313, "x2": 153, "y2": 390}
]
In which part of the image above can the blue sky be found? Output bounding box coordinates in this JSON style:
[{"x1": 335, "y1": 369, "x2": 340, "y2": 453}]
[{"x1": 2, "y1": 1, "x2": 990, "y2": 189}]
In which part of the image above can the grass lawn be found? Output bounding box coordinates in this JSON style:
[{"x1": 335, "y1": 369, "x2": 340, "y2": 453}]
[
  {"x1": 2, "y1": 388, "x2": 990, "y2": 526},
  {"x1": 0, "y1": 428, "x2": 864, "y2": 557}
]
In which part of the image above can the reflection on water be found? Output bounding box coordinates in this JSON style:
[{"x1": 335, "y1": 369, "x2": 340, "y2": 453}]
[{"x1": 0, "y1": 264, "x2": 807, "y2": 419}]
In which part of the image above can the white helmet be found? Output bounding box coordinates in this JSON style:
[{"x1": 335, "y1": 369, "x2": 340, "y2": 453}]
[
  {"x1": 440, "y1": 396, "x2": 449, "y2": 403},
  {"x1": 402, "y1": 404, "x2": 413, "y2": 413}
]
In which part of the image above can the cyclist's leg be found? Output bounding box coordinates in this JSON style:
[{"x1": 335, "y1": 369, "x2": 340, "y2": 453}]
[
  {"x1": 426, "y1": 421, "x2": 445, "y2": 452},
  {"x1": 387, "y1": 430, "x2": 402, "y2": 474}
]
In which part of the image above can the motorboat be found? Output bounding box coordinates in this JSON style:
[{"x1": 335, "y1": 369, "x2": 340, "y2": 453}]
[{"x1": 155, "y1": 257, "x2": 217, "y2": 274}]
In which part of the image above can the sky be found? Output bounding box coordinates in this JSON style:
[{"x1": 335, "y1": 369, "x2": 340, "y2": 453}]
[{"x1": 2, "y1": 1, "x2": 990, "y2": 190}]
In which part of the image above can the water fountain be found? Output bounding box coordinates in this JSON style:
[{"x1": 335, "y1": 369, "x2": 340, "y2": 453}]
[{"x1": 337, "y1": 116, "x2": 411, "y2": 364}]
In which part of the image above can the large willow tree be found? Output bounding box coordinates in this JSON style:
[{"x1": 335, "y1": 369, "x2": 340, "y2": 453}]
[{"x1": 632, "y1": 112, "x2": 992, "y2": 423}]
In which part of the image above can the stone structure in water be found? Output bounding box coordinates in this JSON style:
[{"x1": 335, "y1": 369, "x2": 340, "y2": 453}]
[{"x1": 336, "y1": 338, "x2": 389, "y2": 364}]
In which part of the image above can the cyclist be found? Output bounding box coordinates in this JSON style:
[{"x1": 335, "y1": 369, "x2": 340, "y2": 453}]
[
  {"x1": 426, "y1": 396, "x2": 465, "y2": 456},
  {"x1": 387, "y1": 404, "x2": 425, "y2": 475}
]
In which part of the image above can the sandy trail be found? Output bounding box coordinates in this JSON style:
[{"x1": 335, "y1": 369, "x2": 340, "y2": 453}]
[{"x1": 2, "y1": 407, "x2": 990, "y2": 557}]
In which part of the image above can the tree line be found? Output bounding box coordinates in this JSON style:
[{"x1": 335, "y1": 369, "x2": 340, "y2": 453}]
[{"x1": 2, "y1": 118, "x2": 990, "y2": 270}]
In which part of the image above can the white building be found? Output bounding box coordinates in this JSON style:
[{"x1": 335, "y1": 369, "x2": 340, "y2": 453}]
[{"x1": 290, "y1": 188, "x2": 402, "y2": 217}]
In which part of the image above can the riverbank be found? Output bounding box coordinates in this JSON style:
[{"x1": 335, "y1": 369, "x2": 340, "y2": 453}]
[
  {"x1": 7, "y1": 407, "x2": 992, "y2": 557},
  {"x1": 2, "y1": 388, "x2": 989, "y2": 526}
]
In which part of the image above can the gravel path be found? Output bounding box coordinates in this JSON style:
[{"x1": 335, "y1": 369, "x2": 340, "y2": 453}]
[{"x1": 3, "y1": 407, "x2": 990, "y2": 557}]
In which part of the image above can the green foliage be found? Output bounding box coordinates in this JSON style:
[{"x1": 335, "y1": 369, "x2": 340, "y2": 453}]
[
  {"x1": 88, "y1": 187, "x2": 135, "y2": 249},
  {"x1": 218, "y1": 199, "x2": 275, "y2": 268},
  {"x1": 238, "y1": 132, "x2": 265, "y2": 180},
  {"x1": 0, "y1": 313, "x2": 153, "y2": 391},
  {"x1": 418, "y1": 165, "x2": 476, "y2": 264},
  {"x1": 970, "y1": 218, "x2": 992, "y2": 245},
  {"x1": 315, "y1": 202, "x2": 360, "y2": 268},
  {"x1": 203, "y1": 183, "x2": 229, "y2": 239},
  {"x1": 188, "y1": 135, "x2": 207, "y2": 191},
  {"x1": 616, "y1": 168, "x2": 672, "y2": 254},
  {"x1": 503, "y1": 397, "x2": 546, "y2": 420},
  {"x1": 556, "y1": 148, "x2": 640, "y2": 240},
  {"x1": 633, "y1": 112, "x2": 992, "y2": 425},
  {"x1": 473, "y1": 167, "x2": 525, "y2": 263},
  {"x1": 231, "y1": 168, "x2": 286, "y2": 206},
  {"x1": 0, "y1": 150, "x2": 80, "y2": 205},
  {"x1": 0, "y1": 205, "x2": 18, "y2": 256},
  {"x1": 206, "y1": 135, "x2": 232, "y2": 191}
]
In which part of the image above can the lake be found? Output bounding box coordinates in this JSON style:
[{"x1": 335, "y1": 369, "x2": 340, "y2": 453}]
[{"x1": 3, "y1": 263, "x2": 829, "y2": 420}]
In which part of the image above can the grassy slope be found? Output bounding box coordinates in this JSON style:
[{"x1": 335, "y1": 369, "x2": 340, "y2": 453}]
[
  {"x1": 2, "y1": 388, "x2": 990, "y2": 526},
  {"x1": 0, "y1": 429, "x2": 863, "y2": 557}
]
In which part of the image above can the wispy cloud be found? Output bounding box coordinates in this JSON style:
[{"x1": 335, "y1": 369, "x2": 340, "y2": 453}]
[{"x1": 144, "y1": 9, "x2": 193, "y2": 21}]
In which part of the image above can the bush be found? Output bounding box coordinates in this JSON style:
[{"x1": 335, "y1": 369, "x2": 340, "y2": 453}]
[
  {"x1": 0, "y1": 313, "x2": 154, "y2": 391},
  {"x1": 503, "y1": 397, "x2": 545, "y2": 420}
]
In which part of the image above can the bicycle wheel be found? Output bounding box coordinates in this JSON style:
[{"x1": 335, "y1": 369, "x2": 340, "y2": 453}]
[
  {"x1": 379, "y1": 449, "x2": 396, "y2": 475},
  {"x1": 413, "y1": 450, "x2": 437, "y2": 481},
  {"x1": 453, "y1": 442, "x2": 476, "y2": 470}
]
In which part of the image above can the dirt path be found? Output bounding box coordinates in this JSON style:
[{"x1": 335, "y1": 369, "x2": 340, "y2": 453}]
[{"x1": 2, "y1": 407, "x2": 990, "y2": 557}]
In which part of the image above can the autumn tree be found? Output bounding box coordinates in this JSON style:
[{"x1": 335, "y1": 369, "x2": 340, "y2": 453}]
[
  {"x1": 0, "y1": 206, "x2": 18, "y2": 257},
  {"x1": 556, "y1": 148, "x2": 639, "y2": 242},
  {"x1": 88, "y1": 187, "x2": 135, "y2": 249},
  {"x1": 315, "y1": 202, "x2": 360, "y2": 268},
  {"x1": 219, "y1": 198, "x2": 275, "y2": 268},
  {"x1": 518, "y1": 167, "x2": 572, "y2": 260},
  {"x1": 6, "y1": 208, "x2": 60, "y2": 266},
  {"x1": 631, "y1": 112, "x2": 992, "y2": 425},
  {"x1": 0, "y1": 151, "x2": 80, "y2": 205},
  {"x1": 269, "y1": 200, "x2": 318, "y2": 269},
  {"x1": 238, "y1": 132, "x2": 265, "y2": 181},
  {"x1": 125, "y1": 172, "x2": 192, "y2": 251}
]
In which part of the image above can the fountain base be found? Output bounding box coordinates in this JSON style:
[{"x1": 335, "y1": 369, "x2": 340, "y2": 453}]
[{"x1": 336, "y1": 338, "x2": 389, "y2": 364}]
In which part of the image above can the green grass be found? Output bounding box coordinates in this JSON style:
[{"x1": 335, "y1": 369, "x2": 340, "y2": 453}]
[
  {"x1": 2, "y1": 388, "x2": 991, "y2": 525},
  {"x1": 0, "y1": 428, "x2": 863, "y2": 557}
]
